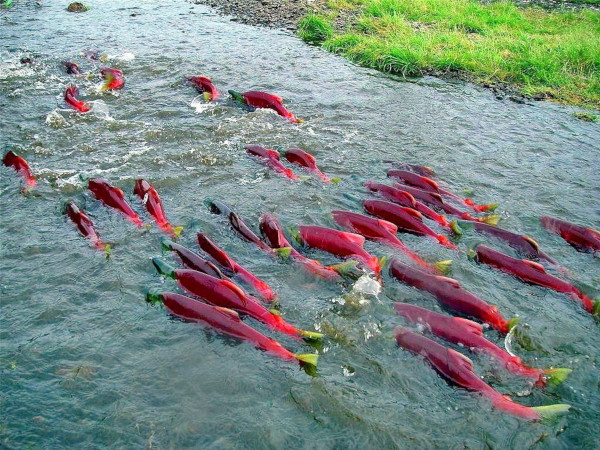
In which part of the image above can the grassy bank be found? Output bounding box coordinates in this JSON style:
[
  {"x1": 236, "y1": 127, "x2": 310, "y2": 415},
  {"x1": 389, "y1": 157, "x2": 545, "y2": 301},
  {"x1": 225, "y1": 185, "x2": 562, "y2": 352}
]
[{"x1": 299, "y1": 0, "x2": 600, "y2": 108}]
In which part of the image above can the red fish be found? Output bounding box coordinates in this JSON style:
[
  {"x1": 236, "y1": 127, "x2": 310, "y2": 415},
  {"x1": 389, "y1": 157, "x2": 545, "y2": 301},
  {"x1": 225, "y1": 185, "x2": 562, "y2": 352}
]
[
  {"x1": 162, "y1": 239, "x2": 268, "y2": 306},
  {"x1": 259, "y1": 213, "x2": 355, "y2": 280},
  {"x1": 100, "y1": 68, "x2": 124, "y2": 90},
  {"x1": 88, "y1": 178, "x2": 143, "y2": 227},
  {"x1": 388, "y1": 169, "x2": 498, "y2": 212},
  {"x1": 188, "y1": 76, "x2": 219, "y2": 100},
  {"x1": 452, "y1": 219, "x2": 559, "y2": 267},
  {"x1": 389, "y1": 259, "x2": 517, "y2": 333},
  {"x1": 3, "y1": 151, "x2": 36, "y2": 190},
  {"x1": 394, "y1": 303, "x2": 570, "y2": 387},
  {"x1": 297, "y1": 225, "x2": 382, "y2": 275},
  {"x1": 472, "y1": 244, "x2": 598, "y2": 316},
  {"x1": 395, "y1": 327, "x2": 570, "y2": 420},
  {"x1": 65, "y1": 201, "x2": 110, "y2": 254},
  {"x1": 62, "y1": 61, "x2": 81, "y2": 75},
  {"x1": 284, "y1": 148, "x2": 336, "y2": 183},
  {"x1": 64, "y1": 85, "x2": 90, "y2": 112},
  {"x1": 365, "y1": 181, "x2": 449, "y2": 227},
  {"x1": 540, "y1": 216, "x2": 600, "y2": 254},
  {"x1": 152, "y1": 258, "x2": 323, "y2": 340},
  {"x1": 331, "y1": 210, "x2": 448, "y2": 273},
  {"x1": 229, "y1": 90, "x2": 302, "y2": 123},
  {"x1": 391, "y1": 182, "x2": 499, "y2": 225},
  {"x1": 147, "y1": 292, "x2": 318, "y2": 368},
  {"x1": 133, "y1": 179, "x2": 181, "y2": 236},
  {"x1": 245, "y1": 144, "x2": 298, "y2": 180},
  {"x1": 197, "y1": 232, "x2": 276, "y2": 303},
  {"x1": 363, "y1": 199, "x2": 456, "y2": 249},
  {"x1": 387, "y1": 163, "x2": 436, "y2": 178}
]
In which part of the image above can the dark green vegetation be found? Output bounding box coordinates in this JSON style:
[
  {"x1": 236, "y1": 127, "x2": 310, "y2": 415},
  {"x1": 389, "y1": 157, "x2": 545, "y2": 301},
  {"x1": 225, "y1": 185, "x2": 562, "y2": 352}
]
[{"x1": 299, "y1": 0, "x2": 600, "y2": 107}]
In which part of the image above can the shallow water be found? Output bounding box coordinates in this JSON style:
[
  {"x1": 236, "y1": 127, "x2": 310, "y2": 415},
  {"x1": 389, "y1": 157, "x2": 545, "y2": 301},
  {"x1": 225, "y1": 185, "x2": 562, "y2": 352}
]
[{"x1": 1, "y1": 1, "x2": 599, "y2": 448}]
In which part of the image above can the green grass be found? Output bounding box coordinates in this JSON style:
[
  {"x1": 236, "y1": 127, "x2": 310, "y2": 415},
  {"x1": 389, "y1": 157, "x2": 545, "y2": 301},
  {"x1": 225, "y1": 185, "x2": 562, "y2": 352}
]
[{"x1": 298, "y1": 0, "x2": 600, "y2": 107}]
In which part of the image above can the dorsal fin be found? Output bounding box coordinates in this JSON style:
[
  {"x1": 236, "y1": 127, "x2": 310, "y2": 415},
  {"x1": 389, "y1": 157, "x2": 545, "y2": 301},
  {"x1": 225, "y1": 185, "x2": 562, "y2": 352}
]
[
  {"x1": 435, "y1": 276, "x2": 461, "y2": 287},
  {"x1": 422, "y1": 176, "x2": 439, "y2": 191},
  {"x1": 219, "y1": 279, "x2": 249, "y2": 306},
  {"x1": 340, "y1": 231, "x2": 365, "y2": 247},
  {"x1": 522, "y1": 259, "x2": 546, "y2": 273},
  {"x1": 272, "y1": 94, "x2": 283, "y2": 103},
  {"x1": 455, "y1": 317, "x2": 483, "y2": 336},
  {"x1": 523, "y1": 236, "x2": 540, "y2": 250},
  {"x1": 402, "y1": 207, "x2": 423, "y2": 220},
  {"x1": 377, "y1": 219, "x2": 398, "y2": 234},
  {"x1": 448, "y1": 348, "x2": 474, "y2": 370},
  {"x1": 398, "y1": 191, "x2": 417, "y2": 208},
  {"x1": 265, "y1": 148, "x2": 280, "y2": 160},
  {"x1": 214, "y1": 306, "x2": 241, "y2": 321}
]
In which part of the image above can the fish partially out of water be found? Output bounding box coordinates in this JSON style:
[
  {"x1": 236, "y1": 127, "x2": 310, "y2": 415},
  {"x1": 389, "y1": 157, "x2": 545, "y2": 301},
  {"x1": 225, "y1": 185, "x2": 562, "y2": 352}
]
[
  {"x1": 394, "y1": 303, "x2": 570, "y2": 387},
  {"x1": 147, "y1": 292, "x2": 318, "y2": 368},
  {"x1": 540, "y1": 216, "x2": 600, "y2": 254},
  {"x1": 197, "y1": 232, "x2": 277, "y2": 303},
  {"x1": 188, "y1": 76, "x2": 219, "y2": 100},
  {"x1": 245, "y1": 144, "x2": 299, "y2": 180},
  {"x1": 88, "y1": 178, "x2": 143, "y2": 227},
  {"x1": 65, "y1": 201, "x2": 110, "y2": 254},
  {"x1": 152, "y1": 259, "x2": 323, "y2": 340},
  {"x1": 229, "y1": 90, "x2": 303, "y2": 123},
  {"x1": 472, "y1": 244, "x2": 598, "y2": 316},
  {"x1": 100, "y1": 68, "x2": 125, "y2": 90},
  {"x1": 395, "y1": 327, "x2": 570, "y2": 420},
  {"x1": 297, "y1": 225, "x2": 383, "y2": 276},
  {"x1": 133, "y1": 179, "x2": 181, "y2": 236},
  {"x1": 284, "y1": 148, "x2": 336, "y2": 183},
  {"x1": 3, "y1": 151, "x2": 36, "y2": 190},
  {"x1": 388, "y1": 169, "x2": 498, "y2": 212},
  {"x1": 64, "y1": 85, "x2": 90, "y2": 112},
  {"x1": 389, "y1": 259, "x2": 517, "y2": 333},
  {"x1": 63, "y1": 61, "x2": 81, "y2": 75},
  {"x1": 363, "y1": 199, "x2": 456, "y2": 249}
]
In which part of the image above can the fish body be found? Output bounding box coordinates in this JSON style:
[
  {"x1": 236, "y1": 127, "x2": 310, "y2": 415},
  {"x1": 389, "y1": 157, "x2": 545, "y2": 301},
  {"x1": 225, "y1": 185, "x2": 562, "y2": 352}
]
[
  {"x1": 245, "y1": 144, "x2": 298, "y2": 180},
  {"x1": 64, "y1": 85, "x2": 90, "y2": 112},
  {"x1": 474, "y1": 244, "x2": 596, "y2": 315},
  {"x1": 389, "y1": 259, "x2": 514, "y2": 333},
  {"x1": 3, "y1": 151, "x2": 36, "y2": 188},
  {"x1": 88, "y1": 178, "x2": 143, "y2": 227},
  {"x1": 197, "y1": 232, "x2": 276, "y2": 302},
  {"x1": 541, "y1": 216, "x2": 600, "y2": 253},
  {"x1": 366, "y1": 181, "x2": 448, "y2": 226},
  {"x1": 133, "y1": 179, "x2": 175, "y2": 235},
  {"x1": 100, "y1": 68, "x2": 124, "y2": 90},
  {"x1": 395, "y1": 327, "x2": 569, "y2": 420},
  {"x1": 394, "y1": 303, "x2": 569, "y2": 386},
  {"x1": 298, "y1": 225, "x2": 381, "y2": 275},
  {"x1": 230, "y1": 90, "x2": 302, "y2": 123},
  {"x1": 188, "y1": 76, "x2": 219, "y2": 100},
  {"x1": 65, "y1": 201, "x2": 107, "y2": 251},
  {"x1": 63, "y1": 61, "x2": 81, "y2": 75},
  {"x1": 363, "y1": 199, "x2": 455, "y2": 249},
  {"x1": 284, "y1": 148, "x2": 330, "y2": 182}
]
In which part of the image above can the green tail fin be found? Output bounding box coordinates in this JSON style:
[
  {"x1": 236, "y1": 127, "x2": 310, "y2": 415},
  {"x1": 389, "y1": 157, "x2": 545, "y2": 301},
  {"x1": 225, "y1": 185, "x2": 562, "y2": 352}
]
[
  {"x1": 331, "y1": 177, "x2": 341, "y2": 184},
  {"x1": 481, "y1": 215, "x2": 500, "y2": 225},
  {"x1": 228, "y1": 90, "x2": 245, "y2": 103},
  {"x1": 295, "y1": 353, "x2": 319, "y2": 368},
  {"x1": 202, "y1": 92, "x2": 212, "y2": 101},
  {"x1": 288, "y1": 227, "x2": 302, "y2": 245},
  {"x1": 531, "y1": 404, "x2": 571, "y2": 420},
  {"x1": 104, "y1": 244, "x2": 111, "y2": 259},
  {"x1": 152, "y1": 258, "x2": 176, "y2": 278},
  {"x1": 378, "y1": 256, "x2": 388, "y2": 272},
  {"x1": 329, "y1": 260, "x2": 359, "y2": 275},
  {"x1": 433, "y1": 259, "x2": 452, "y2": 274},
  {"x1": 450, "y1": 221, "x2": 463, "y2": 236},
  {"x1": 298, "y1": 330, "x2": 324, "y2": 341},
  {"x1": 467, "y1": 249, "x2": 477, "y2": 261},
  {"x1": 273, "y1": 247, "x2": 292, "y2": 259},
  {"x1": 145, "y1": 291, "x2": 164, "y2": 305},
  {"x1": 507, "y1": 316, "x2": 520, "y2": 331},
  {"x1": 544, "y1": 368, "x2": 572, "y2": 387},
  {"x1": 173, "y1": 226, "x2": 183, "y2": 238},
  {"x1": 298, "y1": 175, "x2": 311, "y2": 181},
  {"x1": 485, "y1": 203, "x2": 500, "y2": 212},
  {"x1": 593, "y1": 300, "x2": 600, "y2": 317},
  {"x1": 462, "y1": 188, "x2": 474, "y2": 196}
]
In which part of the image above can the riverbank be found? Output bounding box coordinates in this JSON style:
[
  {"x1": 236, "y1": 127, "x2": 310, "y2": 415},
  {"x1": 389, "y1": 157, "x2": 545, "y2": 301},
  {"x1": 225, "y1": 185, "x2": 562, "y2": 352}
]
[{"x1": 192, "y1": 0, "x2": 600, "y2": 109}]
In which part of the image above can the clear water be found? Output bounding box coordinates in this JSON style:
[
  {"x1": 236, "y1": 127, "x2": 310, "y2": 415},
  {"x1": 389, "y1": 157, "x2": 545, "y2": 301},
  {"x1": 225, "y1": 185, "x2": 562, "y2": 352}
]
[{"x1": 1, "y1": 1, "x2": 599, "y2": 448}]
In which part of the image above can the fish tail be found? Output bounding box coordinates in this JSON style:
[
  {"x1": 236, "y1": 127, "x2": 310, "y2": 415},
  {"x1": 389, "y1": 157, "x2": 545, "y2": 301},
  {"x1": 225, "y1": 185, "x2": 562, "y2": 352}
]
[
  {"x1": 328, "y1": 260, "x2": 359, "y2": 275},
  {"x1": 273, "y1": 246, "x2": 292, "y2": 259},
  {"x1": 152, "y1": 258, "x2": 176, "y2": 279},
  {"x1": 294, "y1": 353, "x2": 319, "y2": 368},
  {"x1": 297, "y1": 329, "x2": 324, "y2": 341},
  {"x1": 436, "y1": 235, "x2": 457, "y2": 250},
  {"x1": 480, "y1": 215, "x2": 500, "y2": 225},
  {"x1": 531, "y1": 404, "x2": 571, "y2": 421},
  {"x1": 433, "y1": 260, "x2": 452, "y2": 274},
  {"x1": 474, "y1": 202, "x2": 499, "y2": 212},
  {"x1": 145, "y1": 291, "x2": 164, "y2": 305},
  {"x1": 543, "y1": 368, "x2": 572, "y2": 387}
]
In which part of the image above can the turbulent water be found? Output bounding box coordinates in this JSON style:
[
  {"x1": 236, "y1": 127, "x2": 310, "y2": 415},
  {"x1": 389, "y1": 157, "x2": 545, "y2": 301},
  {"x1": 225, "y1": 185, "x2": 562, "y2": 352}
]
[{"x1": 1, "y1": 1, "x2": 599, "y2": 448}]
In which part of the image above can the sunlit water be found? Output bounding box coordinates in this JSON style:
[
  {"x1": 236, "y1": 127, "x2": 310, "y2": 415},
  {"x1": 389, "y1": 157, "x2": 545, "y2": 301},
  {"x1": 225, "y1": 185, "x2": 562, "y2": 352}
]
[{"x1": 1, "y1": 1, "x2": 599, "y2": 448}]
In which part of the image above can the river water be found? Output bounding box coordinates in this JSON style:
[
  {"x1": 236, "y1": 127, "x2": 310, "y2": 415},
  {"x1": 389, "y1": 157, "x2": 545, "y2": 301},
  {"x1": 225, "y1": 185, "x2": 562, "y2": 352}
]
[{"x1": 1, "y1": 1, "x2": 599, "y2": 448}]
